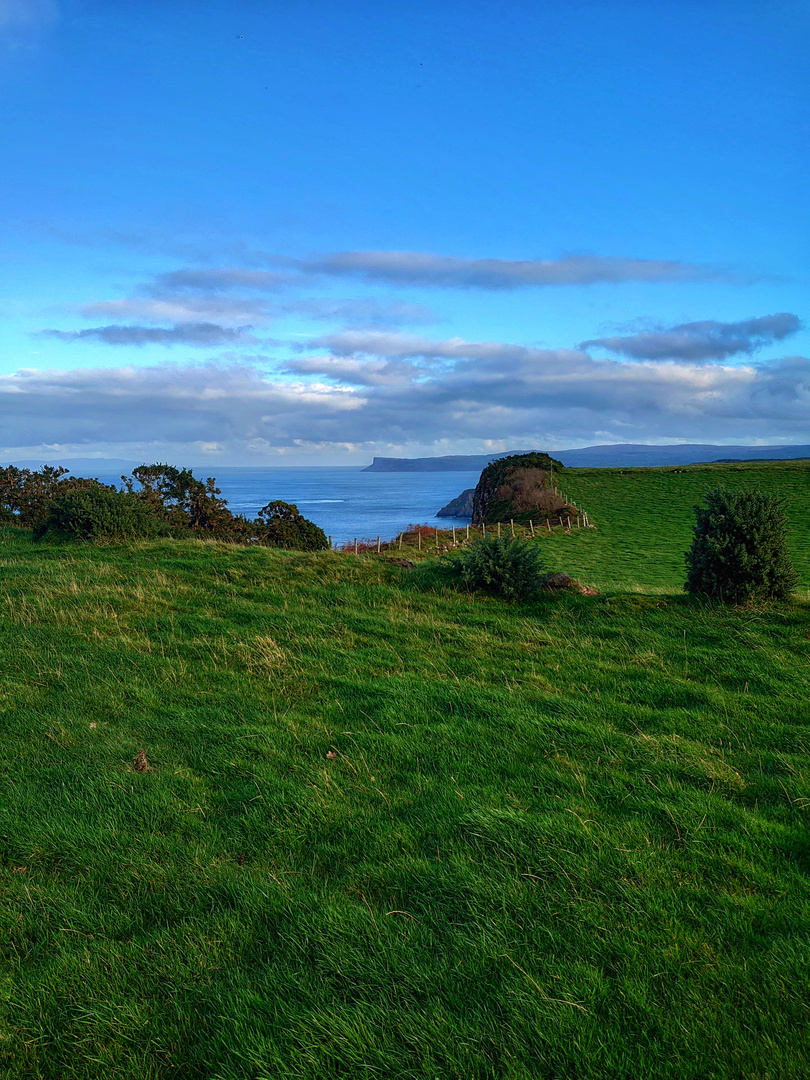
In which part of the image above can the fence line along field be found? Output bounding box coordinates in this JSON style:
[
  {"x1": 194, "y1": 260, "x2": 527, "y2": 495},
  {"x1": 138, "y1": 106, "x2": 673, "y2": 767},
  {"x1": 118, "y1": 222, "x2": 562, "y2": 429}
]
[
  {"x1": 335, "y1": 459, "x2": 808, "y2": 596},
  {"x1": 0, "y1": 458, "x2": 808, "y2": 1079}
]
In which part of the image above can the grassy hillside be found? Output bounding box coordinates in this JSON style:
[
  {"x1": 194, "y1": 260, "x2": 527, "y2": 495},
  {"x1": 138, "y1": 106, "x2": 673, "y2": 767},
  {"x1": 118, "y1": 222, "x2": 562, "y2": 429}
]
[
  {"x1": 540, "y1": 459, "x2": 810, "y2": 593},
  {"x1": 1, "y1": 528, "x2": 809, "y2": 1078}
]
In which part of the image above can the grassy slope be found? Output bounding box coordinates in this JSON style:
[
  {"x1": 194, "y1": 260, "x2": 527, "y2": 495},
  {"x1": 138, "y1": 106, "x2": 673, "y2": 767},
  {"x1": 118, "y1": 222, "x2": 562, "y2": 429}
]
[
  {"x1": 541, "y1": 459, "x2": 810, "y2": 593},
  {"x1": 1, "y1": 521, "x2": 809, "y2": 1079}
]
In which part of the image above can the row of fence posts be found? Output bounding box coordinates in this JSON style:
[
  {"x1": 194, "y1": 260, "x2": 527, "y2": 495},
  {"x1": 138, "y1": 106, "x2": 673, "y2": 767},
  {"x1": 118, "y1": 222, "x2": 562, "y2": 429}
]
[{"x1": 328, "y1": 510, "x2": 593, "y2": 553}]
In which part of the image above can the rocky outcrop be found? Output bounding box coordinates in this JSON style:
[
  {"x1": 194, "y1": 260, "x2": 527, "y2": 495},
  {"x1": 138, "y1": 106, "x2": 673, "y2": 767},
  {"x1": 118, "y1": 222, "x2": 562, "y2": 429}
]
[
  {"x1": 470, "y1": 452, "x2": 567, "y2": 524},
  {"x1": 437, "y1": 488, "x2": 475, "y2": 518}
]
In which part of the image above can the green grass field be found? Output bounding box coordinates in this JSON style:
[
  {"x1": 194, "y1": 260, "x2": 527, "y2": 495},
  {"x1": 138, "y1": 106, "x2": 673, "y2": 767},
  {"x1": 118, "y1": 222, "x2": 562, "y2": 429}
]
[
  {"x1": 1, "y1": 462, "x2": 808, "y2": 1079},
  {"x1": 545, "y1": 459, "x2": 810, "y2": 593}
]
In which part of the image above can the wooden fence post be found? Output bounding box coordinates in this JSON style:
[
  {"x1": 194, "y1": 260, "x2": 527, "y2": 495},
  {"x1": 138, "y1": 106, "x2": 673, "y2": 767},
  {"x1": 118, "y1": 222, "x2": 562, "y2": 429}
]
[
  {"x1": 418, "y1": 531, "x2": 421, "y2": 551},
  {"x1": 399, "y1": 533, "x2": 403, "y2": 549},
  {"x1": 377, "y1": 536, "x2": 381, "y2": 553},
  {"x1": 354, "y1": 537, "x2": 358, "y2": 555},
  {"x1": 466, "y1": 524, "x2": 470, "y2": 540},
  {"x1": 529, "y1": 520, "x2": 535, "y2": 536},
  {"x1": 482, "y1": 522, "x2": 486, "y2": 537},
  {"x1": 452, "y1": 525, "x2": 456, "y2": 544},
  {"x1": 547, "y1": 519, "x2": 551, "y2": 531},
  {"x1": 497, "y1": 522, "x2": 501, "y2": 538},
  {"x1": 510, "y1": 519, "x2": 514, "y2": 537}
]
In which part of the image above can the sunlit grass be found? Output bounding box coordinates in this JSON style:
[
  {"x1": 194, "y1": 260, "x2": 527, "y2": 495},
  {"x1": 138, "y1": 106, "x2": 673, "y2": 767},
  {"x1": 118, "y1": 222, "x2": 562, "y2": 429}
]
[
  {"x1": 545, "y1": 458, "x2": 810, "y2": 592},
  {"x1": 1, "y1": 525, "x2": 809, "y2": 1077}
]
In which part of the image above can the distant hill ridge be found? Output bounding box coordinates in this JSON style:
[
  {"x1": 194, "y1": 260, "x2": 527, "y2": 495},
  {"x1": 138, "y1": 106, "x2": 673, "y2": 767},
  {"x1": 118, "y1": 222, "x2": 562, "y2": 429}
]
[{"x1": 365, "y1": 444, "x2": 810, "y2": 471}]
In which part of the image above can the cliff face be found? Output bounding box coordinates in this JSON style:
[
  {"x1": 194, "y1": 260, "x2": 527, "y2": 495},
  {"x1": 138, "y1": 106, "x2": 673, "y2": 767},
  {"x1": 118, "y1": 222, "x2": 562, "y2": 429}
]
[
  {"x1": 363, "y1": 451, "x2": 530, "y2": 472},
  {"x1": 470, "y1": 452, "x2": 569, "y2": 524},
  {"x1": 437, "y1": 488, "x2": 475, "y2": 518}
]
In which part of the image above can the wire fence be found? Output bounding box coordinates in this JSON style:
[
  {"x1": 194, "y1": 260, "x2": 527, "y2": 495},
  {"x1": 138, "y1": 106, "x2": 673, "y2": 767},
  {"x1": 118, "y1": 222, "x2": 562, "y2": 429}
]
[{"x1": 330, "y1": 508, "x2": 594, "y2": 555}]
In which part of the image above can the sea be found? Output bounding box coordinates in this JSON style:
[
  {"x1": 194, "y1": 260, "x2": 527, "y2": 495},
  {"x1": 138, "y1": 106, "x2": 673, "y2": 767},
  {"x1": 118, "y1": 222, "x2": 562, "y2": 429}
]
[{"x1": 93, "y1": 467, "x2": 480, "y2": 546}]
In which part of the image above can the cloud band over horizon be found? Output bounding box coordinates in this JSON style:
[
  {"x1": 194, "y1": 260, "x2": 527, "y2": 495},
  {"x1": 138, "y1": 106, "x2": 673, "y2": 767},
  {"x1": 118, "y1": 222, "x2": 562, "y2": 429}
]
[{"x1": 3, "y1": 338, "x2": 808, "y2": 461}]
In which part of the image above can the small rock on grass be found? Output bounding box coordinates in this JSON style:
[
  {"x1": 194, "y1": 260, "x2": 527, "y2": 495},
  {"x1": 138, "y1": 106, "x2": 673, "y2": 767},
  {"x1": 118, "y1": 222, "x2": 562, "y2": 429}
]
[
  {"x1": 542, "y1": 571, "x2": 599, "y2": 596},
  {"x1": 132, "y1": 749, "x2": 152, "y2": 772}
]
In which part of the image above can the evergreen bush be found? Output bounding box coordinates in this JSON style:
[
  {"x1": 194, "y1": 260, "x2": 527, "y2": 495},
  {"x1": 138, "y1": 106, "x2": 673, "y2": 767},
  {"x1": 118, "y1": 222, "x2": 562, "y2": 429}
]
[
  {"x1": 453, "y1": 535, "x2": 546, "y2": 602},
  {"x1": 685, "y1": 486, "x2": 796, "y2": 602},
  {"x1": 36, "y1": 483, "x2": 165, "y2": 542},
  {"x1": 256, "y1": 501, "x2": 328, "y2": 551}
]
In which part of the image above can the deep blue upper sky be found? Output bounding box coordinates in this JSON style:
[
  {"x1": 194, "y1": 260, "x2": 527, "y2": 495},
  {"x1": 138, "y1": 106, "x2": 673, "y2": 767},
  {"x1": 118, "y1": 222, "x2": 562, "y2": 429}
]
[{"x1": 1, "y1": 0, "x2": 808, "y2": 464}]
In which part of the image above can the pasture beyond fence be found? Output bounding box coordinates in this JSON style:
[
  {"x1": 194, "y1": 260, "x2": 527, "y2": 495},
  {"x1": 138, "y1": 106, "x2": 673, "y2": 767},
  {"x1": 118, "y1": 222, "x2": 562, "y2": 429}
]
[{"x1": 331, "y1": 508, "x2": 594, "y2": 555}]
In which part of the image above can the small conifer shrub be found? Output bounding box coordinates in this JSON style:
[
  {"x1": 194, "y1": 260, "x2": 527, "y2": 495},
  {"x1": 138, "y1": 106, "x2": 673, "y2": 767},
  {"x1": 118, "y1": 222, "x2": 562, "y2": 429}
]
[
  {"x1": 454, "y1": 535, "x2": 546, "y2": 602},
  {"x1": 685, "y1": 486, "x2": 796, "y2": 602}
]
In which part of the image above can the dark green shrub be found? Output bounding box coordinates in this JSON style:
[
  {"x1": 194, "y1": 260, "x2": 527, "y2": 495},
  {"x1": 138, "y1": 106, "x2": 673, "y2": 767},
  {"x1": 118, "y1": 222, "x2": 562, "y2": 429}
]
[
  {"x1": 0, "y1": 464, "x2": 72, "y2": 528},
  {"x1": 453, "y1": 535, "x2": 546, "y2": 602},
  {"x1": 123, "y1": 464, "x2": 233, "y2": 533},
  {"x1": 256, "y1": 501, "x2": 328, "y2": 551},
  {"x1": 35, "y1": 483, "x2": 165, "y2": 542},
  {"x1": 685, "y1": 486, "x2": 796, "y2": 602}
]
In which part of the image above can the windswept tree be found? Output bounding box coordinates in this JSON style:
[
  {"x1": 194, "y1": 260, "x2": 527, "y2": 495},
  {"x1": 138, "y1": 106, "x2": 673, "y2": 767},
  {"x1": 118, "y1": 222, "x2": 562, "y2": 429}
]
[
  {"x1": 256, "y1": 501, "x2": 328, "y2": 551},
  {"x1": 123, "y1": 464, "x2": 233, "y2": 532}
]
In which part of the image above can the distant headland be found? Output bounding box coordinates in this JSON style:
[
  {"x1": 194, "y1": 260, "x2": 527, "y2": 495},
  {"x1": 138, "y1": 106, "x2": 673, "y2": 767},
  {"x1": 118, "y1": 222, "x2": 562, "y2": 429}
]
[
  {"x1": 365, "y1": 443, "x2": 810, "y2": 471},
  {"x1": 364, "y1": 451, "x2": 531, "y2": 472}
]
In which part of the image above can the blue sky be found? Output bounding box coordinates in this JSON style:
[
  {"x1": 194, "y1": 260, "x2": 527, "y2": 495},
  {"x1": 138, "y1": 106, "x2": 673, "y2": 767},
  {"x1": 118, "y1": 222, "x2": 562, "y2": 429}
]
[{"x1": 1, "y1": 0, "x2": 808, "y2": 464}]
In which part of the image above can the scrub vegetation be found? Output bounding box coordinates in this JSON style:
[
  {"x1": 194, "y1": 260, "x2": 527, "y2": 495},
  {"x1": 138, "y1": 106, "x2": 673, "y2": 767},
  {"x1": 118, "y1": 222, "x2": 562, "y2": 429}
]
[
  {"x1": 1, "y1": 459, "x2": 808, "y2": 1079},
  {"x1": 0, "y1": 463, "x2": 328, "y2": 550}
]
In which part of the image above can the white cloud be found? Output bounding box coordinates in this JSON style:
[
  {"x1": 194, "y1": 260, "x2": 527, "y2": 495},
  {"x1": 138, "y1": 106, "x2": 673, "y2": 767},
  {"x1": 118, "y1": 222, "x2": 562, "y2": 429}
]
[
  {"x1": 40, "y1": 323, "x2": 258, "y2": 347},
  {"x1": 281, "y1": 297, "x2": 438, "y2": 328},
  {"x1": 79, "y1": 296, "x2": 270, "y2": 326},
  {"x1": 292, "y1": 250, "x2": 732, "y2": 289},
  {"x1": 2, "y1": 344, "x2": 807, "y2": 462},
  {"x1": 582, "y1": 313, "x2": 801, "y2": 361}
]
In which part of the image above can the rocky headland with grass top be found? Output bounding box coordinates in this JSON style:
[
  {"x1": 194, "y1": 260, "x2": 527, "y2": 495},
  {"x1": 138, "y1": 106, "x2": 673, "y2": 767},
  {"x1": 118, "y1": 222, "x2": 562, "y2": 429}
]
[{"x1": 439, "y1": 451, "x2": 581, "y2": 526}]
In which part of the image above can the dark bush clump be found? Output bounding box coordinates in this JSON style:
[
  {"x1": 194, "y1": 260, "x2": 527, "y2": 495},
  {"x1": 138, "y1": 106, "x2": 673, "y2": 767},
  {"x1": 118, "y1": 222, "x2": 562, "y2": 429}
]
[
  {"x1": 34, "y1": 483, "x2": 166, "y2": 542},
  {"x1": 685, "y1": 486, "x2": 796, "y2": 603},
  {"x1": 123, "y1": 464, "x2": 234, "y2": 534},
  {"x1": 11, "y1": 461, "x2": 329, "y2": 549},
  {"x1": 0, "y1": 464, "x2": 74, "y2": 529},
  {"x1": 256, "y1": 501, "x2": 328, "y2": 551},
  {"x1": 453, "y1": 535, "x2": 546, "y2": 602}
]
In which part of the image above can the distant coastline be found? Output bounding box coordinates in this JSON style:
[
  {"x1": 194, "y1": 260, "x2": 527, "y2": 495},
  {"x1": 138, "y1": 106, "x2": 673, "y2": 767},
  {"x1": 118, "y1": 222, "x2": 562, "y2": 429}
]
[
  {"x1": 365, "y1": 443, "x2": 810, "y2": 472},
  {"x1": 363, "y1": 451, "x2": 531, "y2": 472}
]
